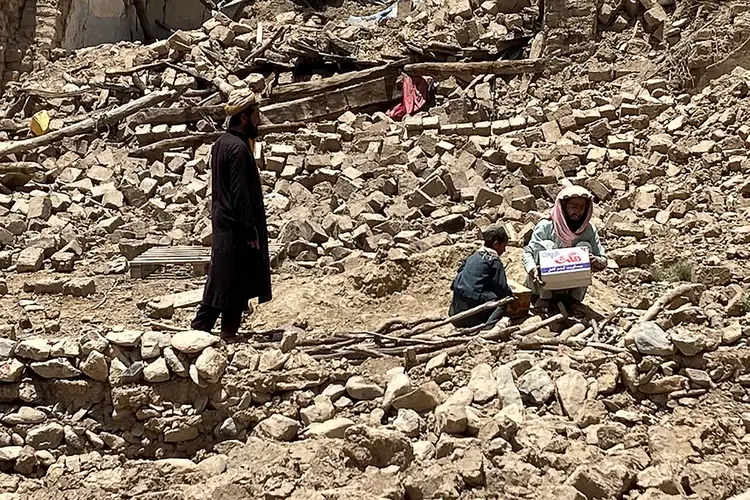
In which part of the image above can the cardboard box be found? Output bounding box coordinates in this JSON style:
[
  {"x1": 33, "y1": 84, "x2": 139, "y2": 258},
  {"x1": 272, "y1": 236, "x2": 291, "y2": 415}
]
[
  {"x1": 539, "y1": 247, "x2": 591, "y2": 291},
  {"x1": 506, "y1": 279, "x2": 531, "y2": 319}
]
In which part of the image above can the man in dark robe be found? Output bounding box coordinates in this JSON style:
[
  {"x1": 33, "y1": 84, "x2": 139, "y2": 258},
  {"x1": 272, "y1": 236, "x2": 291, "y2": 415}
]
[{"x1": 191, "y1": 89, "x2": 272, "y2": 337}]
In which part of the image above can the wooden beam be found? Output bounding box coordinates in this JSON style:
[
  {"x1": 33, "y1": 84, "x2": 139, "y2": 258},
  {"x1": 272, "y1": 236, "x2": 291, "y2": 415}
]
[
  {"x1": 0, "y1": 90, "x2": 175, "y2": 160},
  {"x1": 403, "y1": 58, "x2": 544, "y2": 77},
  {"x1": 0, "y1": 162, "x2": 41, "y2": 174},
  {"x1": 269, "y1": 62, "x2": 403, "y2": 103},
  {"x1": 262, "y1": 75, "x2": 399, "y2": 124}
]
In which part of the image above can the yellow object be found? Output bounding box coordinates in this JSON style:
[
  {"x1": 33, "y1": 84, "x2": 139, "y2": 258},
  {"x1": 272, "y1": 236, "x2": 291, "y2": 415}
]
[{"x1": 30, "y1": 110, "x2": 51, "y2": 136}]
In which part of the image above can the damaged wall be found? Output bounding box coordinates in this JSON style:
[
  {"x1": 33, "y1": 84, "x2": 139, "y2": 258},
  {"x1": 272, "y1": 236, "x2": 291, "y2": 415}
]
[
  {"x1": 543, "y1": 0, "x2": 598, "y2": 69},
  {"x1": 62, "y1": 0, "x2": 209, "y2": 49}
]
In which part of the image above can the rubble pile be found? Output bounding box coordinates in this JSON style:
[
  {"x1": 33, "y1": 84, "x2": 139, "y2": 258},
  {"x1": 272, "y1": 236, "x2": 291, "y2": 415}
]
[{"x1": 0, "y1": 0, "x2": 748, "y2": 498}]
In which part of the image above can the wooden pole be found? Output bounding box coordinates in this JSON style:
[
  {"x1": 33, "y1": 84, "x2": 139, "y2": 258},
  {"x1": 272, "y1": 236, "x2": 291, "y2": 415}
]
[
  {"x1": 639, "y1": 283, "x2": 705, "y2": 323},
  {"x1": 0, "y1": 90, "x2": 175, "y2": 160}
]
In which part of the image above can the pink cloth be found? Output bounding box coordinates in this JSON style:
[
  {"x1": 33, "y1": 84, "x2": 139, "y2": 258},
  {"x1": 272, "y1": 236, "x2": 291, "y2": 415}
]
[
  {"x1": 387, "y1": 74, "x2": 431, "y2": 120},
  {"x1": 550, "y1": 186, "x2": 593, "y2": 247}
]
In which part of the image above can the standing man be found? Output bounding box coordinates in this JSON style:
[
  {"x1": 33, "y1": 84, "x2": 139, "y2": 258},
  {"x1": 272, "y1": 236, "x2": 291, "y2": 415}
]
[
  {"x1": 449, "y1": 225, "x2": 514, "y2": 329},
  {"x1": 191, "y1": 89, "x2": 272, "y2": 337}
]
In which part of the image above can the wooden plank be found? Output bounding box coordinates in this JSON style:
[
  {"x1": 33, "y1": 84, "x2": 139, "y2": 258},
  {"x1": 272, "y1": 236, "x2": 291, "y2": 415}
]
[
  {"x1": 269, "y1": 62, "x2": 403, "y2": 103},
  {"x1": 403, "y1": 58, "x2": 544, "y2": 78},
  {"x1": 262, "y1": 75, "x2": 399, "y2": 124},
  {"x1": 129, "y1": 105, "x2": 226, "y2": 126},
  {"x1": 0, "y1": 90, "x2": 175, "y2": 160}
]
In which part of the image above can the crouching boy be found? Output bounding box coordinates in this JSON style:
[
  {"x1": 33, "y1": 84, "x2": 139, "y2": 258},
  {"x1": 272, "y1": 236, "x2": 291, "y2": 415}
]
[{"x1": 449, "y1": 225, "x2": 513, "y2": 328}]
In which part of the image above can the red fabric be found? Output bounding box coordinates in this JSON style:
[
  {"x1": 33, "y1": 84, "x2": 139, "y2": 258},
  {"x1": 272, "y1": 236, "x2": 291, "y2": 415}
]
[{"x1": 387, "y1": 74, "x2": 429, "y2": 120}]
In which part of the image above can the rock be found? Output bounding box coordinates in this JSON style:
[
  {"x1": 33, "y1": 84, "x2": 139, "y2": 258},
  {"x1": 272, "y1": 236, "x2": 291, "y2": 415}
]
[
  {"x1": 195, "y1": 347, "x2": 227, "y2": 384},
  {"x1": 258, "y1": 348, "x2": 289, "y2": 371},
  {"x1": 63, "y1": 278, "x2": 95, "y2": 297},
  {"x1": 279, "y1": 330, "x2": 298, "y2": 353},
  {"x1": 106, "y1": 329, "x2": 142, "y2": 347},
  {"x1": 0, "y1": 359, "x2": 25, "y2": 383},
  {"x1": 457, "y1": 448, "x2": 485, "y2": 488},
  {"x1": 345, "y1": 376, "x2": 384, "y2": 401},
  {"x1": 170, "y1": 330, "x2": 220, "y2": 354},
  {"x1": 0, "y1": 339, "x2": 15, "y2": 359},
  {"x1": 494, "y1": 365, "x2": 524, "y2": 422},
  {"x1": 306, "y1": 418, "x2": 355, "y2": 439},
  {"x1": 25, "y1": 422, "x2": 64, "y2": 449},
  {"x1": 121, "y1": 361, "x2": 145, "y2": 384},
  {"x1": 425, "y1": 352, "x2": 448, "y2": 372},
  {"x1": 30, "y1": 358, "x2": 81, "y2": 379},
  {"x1": 300, "y1": 395, "x2": 335, "y2": 425},
  {"x1": 392, "y1": 381, "x2": 444, "y2": 412},
  {"x1": 382, "y1": 373, "x2": 411, "y2": 409},
  {"x1": 468, "y1": 363, "x2": 496, "y2": 404},
  {"x1": 517, "y1": 368, "x2": 555, "y2": 405},
  {"x1": 143, "y1": 357, "x2": 171, "y2": 383},
  {"x1": 257, "y1": 414, "x2": 299, "y2": 441},
  {"x1": 197, "y1": 454, "x2": 228, "y2": 476},
  {"x1": 163, "y1": 347, "x2": 189, "y2": 377},
  {"x1": 80, "y1": 351, "x2": 108, "y2": 382},
  {"x1": 16, "y1": 247, "x2": 44, "y2": 273},
  {"x1": 556, "y1": 371, "x2": 588, "y2": 421},
  {"x1": 15, "y1": 339, "x2": 51, "y2": 361},
  {"x1": 393, "y1": 409, "x2": 422, "y2": 437},
  {"x1": 2, "y1": 407, "x2": 46, "y2": 426},
  {"x1": 0, "y1": 446, "x2": 22, "y2": 461},
  {"x1": 344, "y1": 424, "x2": 414, "y2": 470},
  {"x1": 434, "y1": 404, "x2": 468, "y2": 435},
  {"x1": 670, "y1": 331, "x2": 709, "y2": 357},
  {"x1": 639, "y1": 375, "x2": 688, "y2": 394},
  {"x1": 631, "y1": 322, "x2": 675, "y2": 355}
]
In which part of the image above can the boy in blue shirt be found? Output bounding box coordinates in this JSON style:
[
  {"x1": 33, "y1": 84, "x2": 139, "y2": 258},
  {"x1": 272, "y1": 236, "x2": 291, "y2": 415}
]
[{"x1": 449, "y1": 225, "x2": 513, "y2": 328}]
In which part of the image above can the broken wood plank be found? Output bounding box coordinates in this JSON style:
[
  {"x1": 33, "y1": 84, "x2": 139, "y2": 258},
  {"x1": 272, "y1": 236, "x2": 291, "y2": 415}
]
[
  {"x1": 128, "y1": 122, "x2": 306, "y2": 157},
  {"x1": 403, "y1": 58, "x2": 544, "y2": 77},
  {"x1": 268, "y1": 62, "x2": 404, "y2": 103},
  {"x1": 129, "y1": 105, "x2": 226, "y2": 126},
  {"x1": 151, "y1": 287, "x2": 205, "y2": 309},
  {"x1": 248, "y1": 26, "x2": 288, "y2": 60},
  {"x1": 520, "y1": 34, "x2": 545, "y2": 93},
  {"x1": 262, "y1": 75, "x2": 399, "y2": 124},
  {"x1": 0, "y1": 162, "x2": 42, "y2": 174},
  {"x1": 105, "y1": 61, "x2": 168, "y2": 77}
]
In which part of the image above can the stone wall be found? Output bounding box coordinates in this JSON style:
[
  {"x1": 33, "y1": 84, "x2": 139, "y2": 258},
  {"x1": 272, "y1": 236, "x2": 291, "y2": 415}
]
[
  {"x1": 0, "y1": 0, "x2": 31, "y2": 90},
  {"x1": 0, "y1": 328, "x2": 352, "y2": 475}
]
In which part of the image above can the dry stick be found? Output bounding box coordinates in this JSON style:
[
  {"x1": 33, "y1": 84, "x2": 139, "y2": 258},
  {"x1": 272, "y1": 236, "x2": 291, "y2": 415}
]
[
  {"x1": 639, "y1": 283, "x2": 705, "y2": 323},
  {"x1": 248, "y1": 26, "x2": 288, "y2": 60},
  {"x1": 402, "y1": 296, "x2": 516, "y2": 339},
  {"x1": 88, "y1": 279, "x2": 121, "y2": 311},
  {"x1": 414, "y1": 313, "x2": 565, "y2": 364},
  {"x1": 376, "y1": 315, "x2": 444, "y2": 335},
  {"x1": 0, "y1": 90, "x2": 174, "y2": 159}
]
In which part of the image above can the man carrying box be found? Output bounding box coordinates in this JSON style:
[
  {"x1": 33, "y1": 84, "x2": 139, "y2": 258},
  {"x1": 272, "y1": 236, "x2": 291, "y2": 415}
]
[
  {"x1": 522, "y1": 186, "x2": 607, "y2": 312},
  {"x1": 449, "y1": 225, "x2": 514, "y2": 328}
]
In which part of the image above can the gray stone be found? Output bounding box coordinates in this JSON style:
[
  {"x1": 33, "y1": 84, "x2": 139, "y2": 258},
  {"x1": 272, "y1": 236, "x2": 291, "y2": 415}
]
[
  {"x1": 80, "y1": 351, "x2": 108, "y2": 382},
  {"x1": 170, "y1": 330, "x2": 220, "y2": 354},
  {"x1": 16, "y1": 247, "x2": 44, "y2": 273},
  {"x1": 0, "y1": 359, "x2": 25, "y2": 383},
  {"x1": 195, "y1": 347, "x2": 227, "y2": 384},
  {"x1": 30, "y1": 358, "x2": 81, "y2": 379},
  {"x1": 163, "y1": 347, "x2": 189, "y2": 377},
  {"x1": 343, "y1": 424, "x2": 414, "y2": 470},
  {"x1": 392, "y1": 381, "x2": 444, "y2": 412},
  {"x1": 121, "y1": 361, "x2": 145, "y2": 384},
  {"x1": 382, "y1": 373, "x2": 411, "y2": 409},
  {"x1": 346, "y1": 376, "x2": 384, "y2": 401},
  {"x1": 468, "y1": 363, "x2": 495, "y2": 404},
  {"x1": 300, "y1": 395, "x2": 335, "y2": 426},
  {"x1": 0, "y1": 446, "x2": 22, "y2": 461},
  {"x1": 517, "y1": 369, "x2": 555, "y2": 405},
  {"x1": 434, "y1": 404, "x2": 468, "y2": 435},
  {"x1": 305, "y1": 418, "x2": 355, "y2": 439},
  {"x1": 15, "y1": 339, "x2": 51, "y2": 361},
  {"x1": 494, "y1": 365, "x2": 523, "y2": 422},
  {"x1": 143, "y1": 357, "x2": 171, "y2": 383},
  {"x1": 2, "y1": 407, "x2": 46, "y2": 426},
  {"x1": 106, "y1": 329, "x2": 142, "y2": 347},
  {"x1": 631, "y1": 321, "x2": 675, "y2": 356},
  {"x1": 393, "y1": 409, "x2": 422, "y2": 438},
  {"x1": 257, "y1": 414, "x2": 300, "y2": 441},
  {"x1": 25, "y1": 422, "x2": 64, "y2": 450},
  {"x1": 556, "y1": 371, "x2": 588, "y2": 421}
]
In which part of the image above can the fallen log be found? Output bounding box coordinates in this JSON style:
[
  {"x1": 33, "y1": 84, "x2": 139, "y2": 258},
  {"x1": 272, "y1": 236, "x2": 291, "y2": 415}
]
[
  {"x1": 402, "y1": 296, "x2": 516, "y2": 338},
  {"x1": 129, "y1": 105, "x2": 226, "y2": 126},
  {"x1": 639, "y1": 283, "x2": 705, "y2": 323},
  {"x1": 269, "y1": 62, "x2": 403, "y2": 103},
  {"x1": 0, "y1": 90, "x2": 175, "y2": 160},
  {"x1": 128, "y1": 122, "x2": 306, "y2": 157},
  {"x1": 403, "y1": 58, "x2": 544, "y2": 78}
]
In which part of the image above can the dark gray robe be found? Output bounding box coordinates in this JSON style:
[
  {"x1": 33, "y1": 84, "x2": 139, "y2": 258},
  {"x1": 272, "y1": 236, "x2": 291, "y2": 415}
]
[{"x1": 202, "y1": 126, "x2": 271, "y2": 309}]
